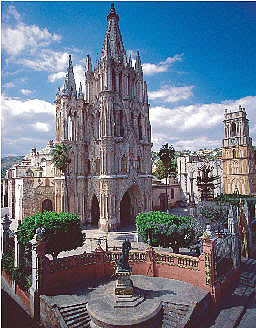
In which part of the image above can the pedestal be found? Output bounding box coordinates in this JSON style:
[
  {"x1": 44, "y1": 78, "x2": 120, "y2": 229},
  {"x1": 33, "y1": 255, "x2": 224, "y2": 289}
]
[{"x1": 115, "y1": 270, "x2": 134, "y2": 296}]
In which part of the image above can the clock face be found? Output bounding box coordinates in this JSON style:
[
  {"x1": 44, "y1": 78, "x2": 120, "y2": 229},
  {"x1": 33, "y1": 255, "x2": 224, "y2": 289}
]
[{"x1": 231, "y1": 138, "x2": 236, "y2": 144}]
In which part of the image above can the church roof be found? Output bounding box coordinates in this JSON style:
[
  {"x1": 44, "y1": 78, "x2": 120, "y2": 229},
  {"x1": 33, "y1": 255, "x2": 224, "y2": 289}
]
[{"x1": 101, "y1": 3, "x2": 127, "y2": 64}]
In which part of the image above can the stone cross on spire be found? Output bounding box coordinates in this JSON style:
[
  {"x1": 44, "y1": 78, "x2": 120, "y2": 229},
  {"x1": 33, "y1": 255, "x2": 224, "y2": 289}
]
[{"x1": 101, "y1": 3, "x2": 127, "y2": 64}]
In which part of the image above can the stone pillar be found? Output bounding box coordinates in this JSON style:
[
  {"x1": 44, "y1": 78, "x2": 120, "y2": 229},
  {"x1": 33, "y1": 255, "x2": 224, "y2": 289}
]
[
  {"x1": 201, "y1": 227, "x2": 218, "y2": 300},
  {"x1": 14, "y1": 232, "x2": 21, "y2": 268},
  {"x1": 30, "y1": 237, "x2": 47, "y2": 320},
  {"x1": 95, "y1": 245, "x2": 105, "y2": 281},
  {"x1": 244, "y1": 200, "x2": 253, "y2": 256},
  {"x1": 1, "y1": 214, "x2": 12, "y2": 255}
]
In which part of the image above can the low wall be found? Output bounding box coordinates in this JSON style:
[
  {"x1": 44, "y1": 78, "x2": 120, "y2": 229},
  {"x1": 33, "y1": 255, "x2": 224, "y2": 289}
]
[
  {"x1": 40, "y1": 247, "x2": 211, "y2": 297},
  {"x1": 2, "y1": 270, "x2": 31, "y2": 314}
]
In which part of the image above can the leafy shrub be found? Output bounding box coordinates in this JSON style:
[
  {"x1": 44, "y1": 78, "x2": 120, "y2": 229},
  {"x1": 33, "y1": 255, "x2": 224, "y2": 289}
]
[
  {"x1": 17, "y1": 211, "x2": 85, "y2": 258},
  {"x1": 1, "y1": 251, "x2": 32, "y2": 291},
  {"x1": 136, "y1": 211, "x2": 195, "y2": 252},
  {"x1": 1, "y1": 250, "x2": 14, "y2": 275}
]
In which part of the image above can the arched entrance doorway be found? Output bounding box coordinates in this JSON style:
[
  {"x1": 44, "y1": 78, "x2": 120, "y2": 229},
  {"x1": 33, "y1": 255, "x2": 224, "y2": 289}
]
[
  {"x1": 91, "y1": 195, "x2": 100, "y2": 226},
  {"x1": 120, "y1": 185, "x2": 142, "y2": 227},
  {"x1": 120, "y1": 192, "x2": 131, "y2": 226},
  {"x1": 42, "y1": 199, "x2": 53, "y2": 212}
]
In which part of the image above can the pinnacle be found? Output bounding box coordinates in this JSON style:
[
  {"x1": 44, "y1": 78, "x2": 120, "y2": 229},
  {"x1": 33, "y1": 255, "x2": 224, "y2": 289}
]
[{"x1": 102, "y1": 3, "x2": 126, "y2": 64}]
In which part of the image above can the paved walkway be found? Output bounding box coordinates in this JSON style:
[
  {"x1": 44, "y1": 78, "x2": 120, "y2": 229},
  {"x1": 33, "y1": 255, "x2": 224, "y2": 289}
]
[
  {"x1": 238, "y1": 292, "x2": 256, "y2": 328},
  {"x1": 204, "y1": 284, "x2": 255, "y2": 328},
  {"x1": 1, "y1": 277, "x2": 42, "y2": 328}
]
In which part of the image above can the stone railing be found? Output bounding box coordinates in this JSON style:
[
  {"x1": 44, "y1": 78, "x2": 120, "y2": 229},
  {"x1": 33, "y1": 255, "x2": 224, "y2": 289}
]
[
  {"x1": 43, "y1": 249, "x2": 200, "y2": 276},
  {"x1": 43, "y1": 252, "x2": 97, "y2": 274},
  {"x1": 154, "y1": 252, "x2": 199, "y2": 270}
]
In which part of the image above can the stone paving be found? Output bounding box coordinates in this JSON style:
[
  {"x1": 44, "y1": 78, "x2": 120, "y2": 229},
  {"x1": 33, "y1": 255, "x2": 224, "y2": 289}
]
[{"x1": 238, "y1": 292, "x2": 256, "y2": 328}]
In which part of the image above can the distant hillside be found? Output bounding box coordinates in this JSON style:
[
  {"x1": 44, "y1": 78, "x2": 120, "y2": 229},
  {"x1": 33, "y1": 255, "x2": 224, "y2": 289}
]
[{"x1": 1, "y1": 156, "x2": 24, "y2": 179}]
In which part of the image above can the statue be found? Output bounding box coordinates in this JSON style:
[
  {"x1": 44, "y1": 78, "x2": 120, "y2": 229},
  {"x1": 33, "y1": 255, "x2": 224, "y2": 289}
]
[{"x1": 117, "y1": 238, "x2": 131, "y2": 272}]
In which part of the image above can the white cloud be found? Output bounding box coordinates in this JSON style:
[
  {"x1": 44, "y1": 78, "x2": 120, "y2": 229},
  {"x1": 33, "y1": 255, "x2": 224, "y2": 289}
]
[
  {"x1": 148, "y1": 85, "x2": 194, "y2": 103},
  {"x1": 150, "y1": 96, "x2": 256, "y2": 151},
  {"x1": 143, "y1": 54, "x2": 183, "y2": 75},
  {"x1": 2, "y1": 23, "x2": 61, "y2": 57},
  {"x1": 1, "y1": 96, "x2": 55, "y2": 117},
  {"x1": 3, "y1": 82, "x2": 15, "y2": 88},
  {"x1": 20, "y1": 89, "x2": 32, "y2": 95},
  {"x1": 7, "y1": 5, "x2": 21, "y2": 21},
  {"x1": 48, "y1": 71, "x2": 66, "y2": 83},
  {"x1": 20, "y1": 50, "x2": 69, "y2": 72},
  {"x1": 33, "y1": 122, "x2": 49, "y2": 132},
  {"x1": 2, "y1": 96, "x2": 56, "y2": 156}
]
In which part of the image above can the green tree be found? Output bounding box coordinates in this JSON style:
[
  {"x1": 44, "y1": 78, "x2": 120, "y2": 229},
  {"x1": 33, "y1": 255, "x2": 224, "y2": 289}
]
[
  {"x1": 51, "y1": 142, "x2": 72, "y2": 212},
  {"x1": 17, "y1": 211, "x2": 84, "y2": 259},
  {"x1": 158, "y1": 143, "x2": 176, "y2": 211}
]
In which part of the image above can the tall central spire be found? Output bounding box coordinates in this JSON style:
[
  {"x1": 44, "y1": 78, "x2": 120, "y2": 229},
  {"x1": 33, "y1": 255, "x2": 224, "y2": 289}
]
[{"x1": 101, "y1": 3, "x2": 127, "y2": 64}]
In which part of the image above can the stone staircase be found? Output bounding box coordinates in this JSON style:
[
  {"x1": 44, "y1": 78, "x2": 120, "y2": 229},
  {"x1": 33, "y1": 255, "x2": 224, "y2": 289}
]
[
  {"x1": 57, "y1": 302, "x2": 91, "y2": 328},
  {"x1": 240, "y1": 258, "x2": 256, "y2": 287},
  {"x1": 162, "y1": 302, "x2": 191, "y2": 328}
]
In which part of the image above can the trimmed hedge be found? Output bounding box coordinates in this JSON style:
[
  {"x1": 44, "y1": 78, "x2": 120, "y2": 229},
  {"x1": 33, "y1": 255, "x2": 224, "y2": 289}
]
[
  {"x1": 17, "y1": 211, "x2": 85, "y2": 257},
  {"x1": 136, "y1": 211, "x2": 195, "y2": 252}
]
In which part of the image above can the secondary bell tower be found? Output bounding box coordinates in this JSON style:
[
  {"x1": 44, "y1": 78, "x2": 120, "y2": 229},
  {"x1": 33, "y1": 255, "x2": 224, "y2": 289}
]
[{"x1": 222, "y1": 105, "x2": 256, "y2": 195}]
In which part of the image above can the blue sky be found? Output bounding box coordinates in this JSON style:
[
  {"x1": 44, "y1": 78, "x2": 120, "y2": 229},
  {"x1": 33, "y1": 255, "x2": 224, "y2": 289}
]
[{"x1": 2, "y1": 1, "x2": 256, "y2": 156}]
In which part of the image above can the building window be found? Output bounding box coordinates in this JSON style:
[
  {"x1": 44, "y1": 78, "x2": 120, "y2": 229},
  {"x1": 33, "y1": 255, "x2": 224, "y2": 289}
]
[
  {"x1": 233, "y1": 149, "x2": 236, "y2": 159},
  {"x1": 121, "y1": 156, "x2": 127, "y2": 173},
  {"x1": 171, "y1": 188, "x2": 174, "y2": 199}
]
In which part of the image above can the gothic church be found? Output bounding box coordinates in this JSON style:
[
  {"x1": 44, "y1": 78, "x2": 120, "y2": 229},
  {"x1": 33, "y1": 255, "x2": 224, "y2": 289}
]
[{"x1": 54, "y1": 4, "x2": 152, "y2": 230}]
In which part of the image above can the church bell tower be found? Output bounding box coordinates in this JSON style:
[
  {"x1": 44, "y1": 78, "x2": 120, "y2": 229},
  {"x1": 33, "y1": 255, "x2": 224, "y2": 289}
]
[{"x1": 222, "y1": 106, "x2": 256, "y2": 195}]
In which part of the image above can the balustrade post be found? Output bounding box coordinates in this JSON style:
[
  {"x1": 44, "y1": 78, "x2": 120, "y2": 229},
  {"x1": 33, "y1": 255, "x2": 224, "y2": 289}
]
[
  {"x1": 145, "y1": 246, "x2": 155, "y2": 277},
  {"x1": 30, "y1": 236, "x2": 47, "y2": 321},
  {"x1": 1, "y1": 214, "x2": 12, "y2": 255},
  {"x1": 95, "y1": 245, "x2": 105, "y2": 282}
]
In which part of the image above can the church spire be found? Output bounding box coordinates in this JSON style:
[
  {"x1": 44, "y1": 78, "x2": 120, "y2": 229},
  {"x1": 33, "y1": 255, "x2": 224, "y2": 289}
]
[
  {"x1": 135, "y1": 51, "x2": 142, "y2": 71},
  {"x1": 62, "y1": 54, "x2": 77, "y2": 98},
  {"x1": 101, "y1": 3, "x2": 127, "y2": 64}
]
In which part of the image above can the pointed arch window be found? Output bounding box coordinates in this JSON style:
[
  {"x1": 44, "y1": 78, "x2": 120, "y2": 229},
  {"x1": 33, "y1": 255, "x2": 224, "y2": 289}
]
[
  {"x1": 120, "y1": 110, "x2": 124, "y2": 137},
  {"x1": 138, "y1": 114, "x2": 142, "y2": 140},
  {"x1": 119, "y1": 71, "x2": 122, "y2": 94},
  {"x1": 95, "y1": 158, "x2": 100, "y2": 175},
  {"x1": 112, "y1": 69, "x2": 116, "y2": 91},
  {"x1": 68, "y1": 111, "x2": 72, "y2": 141},
  {"x1": 231, "y1": 122, "x2": 236, "y2": 137},
  {"x1": 121, "y1": 155, "x2": 127, "y2": 173},
  {"x1": 137, "y1": 156, "x2": 141, "y2": 173}
]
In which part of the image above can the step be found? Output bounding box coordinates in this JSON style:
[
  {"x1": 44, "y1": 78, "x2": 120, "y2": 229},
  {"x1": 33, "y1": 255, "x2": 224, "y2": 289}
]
[
  {"x1": 59, "y1": 302, "x2": 88, "y2": 311},
  {"x1": 67, "y1": 317, "x2": 91, "y2": 328},
  {"x1": 64, "y1": 311, "x2": 90, "y2": 323},
  {"x1": 66, "y1": 314, "x2": 90, "y2": 326},
  {"x1": 61, "y1": 307, "x2": 88, "y2": 317}
]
